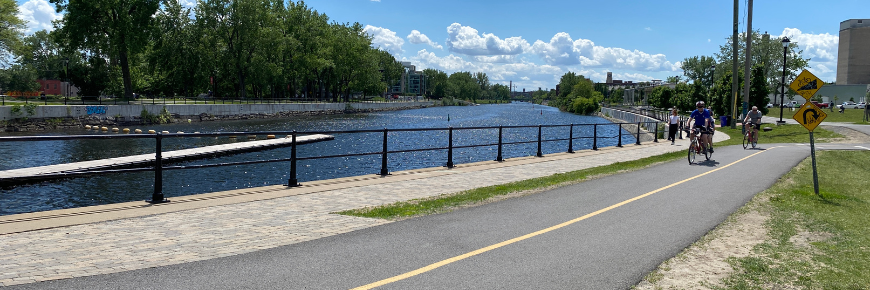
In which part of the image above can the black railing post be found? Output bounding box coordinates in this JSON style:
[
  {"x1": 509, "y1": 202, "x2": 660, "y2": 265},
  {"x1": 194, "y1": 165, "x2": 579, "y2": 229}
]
[
  {"x1": 654, "y1": 122, "x2": 659, "y2": 142},
  {"x1": 536, "y1": 125, "x2": 543, "y2": 157},
  {"x1": 148, "y1": 132, "x2": 168, "y2": 203},
  {"x1": 495, "y1": 126, "x2": 504, "y2": 162},
  {"x1": 617, "y1": 124, "x2": 623, "y2": 147},
  {"x1": 636, "y1": 122, "x2": 642, "y2": 145},
  {"x1": 592, "y1": 124, "x2": 598, "y2": 150},
  {"x1": 287, "y1": 130, "x2": 299, "y2": 186},
  {"x1": 567, "y1": 124, "x2": 574, "y2": 153},
  {"x1": 446, "y1": 127, "x2": 454, "y2": 168},
  {"x1": 380, "y1": 128, "x2": 389, "y2": 175}
]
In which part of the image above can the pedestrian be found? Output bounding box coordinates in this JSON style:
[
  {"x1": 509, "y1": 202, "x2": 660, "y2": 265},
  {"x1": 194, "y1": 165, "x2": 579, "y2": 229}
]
[{"x1": 668, "y1": 108, "x2": 680, "y2": 145}]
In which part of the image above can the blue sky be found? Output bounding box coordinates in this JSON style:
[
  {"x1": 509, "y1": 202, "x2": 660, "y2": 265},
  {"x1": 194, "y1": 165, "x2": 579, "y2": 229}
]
[{"x1": 16, "y1": 0, "x2": 860, "y2": 91}]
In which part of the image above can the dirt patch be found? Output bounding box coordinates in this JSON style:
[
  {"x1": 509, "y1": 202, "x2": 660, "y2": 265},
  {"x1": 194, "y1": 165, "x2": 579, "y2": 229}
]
[
  {"x1": 821, "y1": 125, "x2": 870, "y2": 143},
  {"x1": 635, "y1": 199, "x2": 770, "y2": 289}
]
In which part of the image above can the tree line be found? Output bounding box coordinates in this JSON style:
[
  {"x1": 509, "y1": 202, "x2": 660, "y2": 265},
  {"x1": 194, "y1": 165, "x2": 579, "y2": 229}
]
[
  {"x1": 0, "y1": 0, "x2": 537, "y2": 103},
  {"x1": 1, "y1": 0, "x2": 408, "y2": 101},
  {"x1": 667, "y1": 30, "x2": 810, "y2": 117}
]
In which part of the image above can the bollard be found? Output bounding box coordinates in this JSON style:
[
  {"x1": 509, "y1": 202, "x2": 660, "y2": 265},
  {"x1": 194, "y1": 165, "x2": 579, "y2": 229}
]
[
  {"x1": 679, "y1": 119, "x2": 684, "y2": 139},
  {"x1": 536, "y1": 125, "x2": 543, "y2": 157},
  {"x1": 446, "y1": 127, "x2": 454, "y2": 168},
  {"x1": 592, "y1": 124, "x2": 598, "y2": 150},
  {"x1": 567, "y1": 124, "x2": 574, "y2": 153},
  {"x1": 617, "y1": 124, "x2": 623, "y2": 147},
  {"x1": 495, "y1": 126, "x2": 504, "y2": 162},
  {"x1": 380, "y1": 128, "x2": 389, "y2": 175},
  {"x1": 148, "y1": 132, "x2": 169, "y2": 203},
  {"x1": 654, "y1": 122, "x2": 659, "y2": 142},
  {"x1": 287, "y1": 131, "x2": 299, "y2": 186},
  {"x1": 636, "y1": 122, "x2": 642, "y2": 145}
]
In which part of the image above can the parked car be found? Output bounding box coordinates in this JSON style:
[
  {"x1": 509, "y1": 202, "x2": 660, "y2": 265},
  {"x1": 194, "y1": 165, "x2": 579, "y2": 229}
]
[
  {"x1": 840, "y1": 101, "x2": 860, "y2": 109},
  {"x1": 766, "y1": 103, "x2": 774, "y2": 108},
  {"x1": 858, "y1": 102, "x2": 866, "y2": 109},
  {"x1": 810, "y1": 101, "x2": 829, "y2": 108}
]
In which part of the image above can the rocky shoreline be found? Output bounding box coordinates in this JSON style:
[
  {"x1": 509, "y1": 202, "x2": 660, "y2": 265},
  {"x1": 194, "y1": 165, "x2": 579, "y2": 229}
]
[{"x1": 0, "y1": 105, "x2": 426, "y2": 132}]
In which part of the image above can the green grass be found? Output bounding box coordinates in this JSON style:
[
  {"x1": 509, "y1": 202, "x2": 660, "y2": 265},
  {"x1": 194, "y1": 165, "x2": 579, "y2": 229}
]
[
  {"x1": 765, "y1": 107, "x2": 870, "y2": 124},
  {"x1": 719, "y1": 150, "x2": 870, "y2": 289},
  {"x1": 336, "y1": 150, "x2": 687, "y2": 219},
  {"x1": 713, "y1": 124, "x2": 843, "y2": 147}
]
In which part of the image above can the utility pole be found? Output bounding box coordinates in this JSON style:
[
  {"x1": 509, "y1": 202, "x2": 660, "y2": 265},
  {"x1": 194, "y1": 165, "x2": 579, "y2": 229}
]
[
  {"x1": 742, "y1": 0, "x2": 753, "y2": 132},
  {"x1": 730, "y1": 0, "x2": 739, "y2": 129}
]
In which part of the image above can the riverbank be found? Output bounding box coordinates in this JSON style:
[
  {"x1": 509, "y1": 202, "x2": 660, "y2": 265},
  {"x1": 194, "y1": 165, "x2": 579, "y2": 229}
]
[{"x1": 0, "y1": 101, "x2": 433, "y2": 132}]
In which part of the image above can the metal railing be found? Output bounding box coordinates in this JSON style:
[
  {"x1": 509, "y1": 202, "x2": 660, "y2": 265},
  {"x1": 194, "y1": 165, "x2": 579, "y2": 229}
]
[{"x1": 0, "y1": 121, "x2": 660, "y2": 203}]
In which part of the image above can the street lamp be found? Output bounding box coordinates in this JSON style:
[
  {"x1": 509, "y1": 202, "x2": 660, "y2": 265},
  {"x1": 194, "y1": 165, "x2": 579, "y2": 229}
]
[{"x1": 777, "y1": 36, "x2": 790, "y2": 125}]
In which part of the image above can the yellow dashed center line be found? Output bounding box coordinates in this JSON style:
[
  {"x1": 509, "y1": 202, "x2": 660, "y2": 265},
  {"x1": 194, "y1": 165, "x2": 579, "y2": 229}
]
[{"x1": 351, "y1": 147, "x2": 779, "y2": 290}]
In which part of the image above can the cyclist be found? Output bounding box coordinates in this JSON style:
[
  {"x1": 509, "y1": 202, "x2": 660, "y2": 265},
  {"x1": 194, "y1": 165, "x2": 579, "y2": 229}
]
[
  {"x1": 688, "y1": 101, "x2": 712, "y2": 153},
  {"x1": 743, "y1": 105, "x2": 763, "y2": 143}
]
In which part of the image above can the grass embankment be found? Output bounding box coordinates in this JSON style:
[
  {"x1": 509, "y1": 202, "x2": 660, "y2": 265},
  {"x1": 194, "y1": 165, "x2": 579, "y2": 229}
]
[
  {"x1": 719, "y1": 150, "x2": 870, "y2": 288},
  {"x1": 766, "y1": 107, "x2": 869, "y2": 124},
  {"x1": 336, "y1": 150, "x2": 686, "y2": 219},
  {"x1": 338, "y1": 124, "x2": 843, "y2": 220},
  {"x1": 715, "y1": 124, "x2": 842, "y2": 147}
]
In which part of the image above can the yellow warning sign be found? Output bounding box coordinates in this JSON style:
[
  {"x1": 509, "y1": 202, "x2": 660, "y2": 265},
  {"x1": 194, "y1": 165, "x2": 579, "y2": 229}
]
[
  {"x1": 793, "y1": 102, "x2": 827, "y2": 132},
  {"x1": 789, "y1": 70, "x2": 824, "y2": 100}
]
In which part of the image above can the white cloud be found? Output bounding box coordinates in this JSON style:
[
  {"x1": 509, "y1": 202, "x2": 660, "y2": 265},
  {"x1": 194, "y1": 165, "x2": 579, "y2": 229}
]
[
  {"x1": 364, "y1": 25, "x2": 404, "y2": 56},
  {"x1": 645, "y1": 27, "x2": 652, "y2": 31},
  {"x1": 181, "y1": 0, "x2": 197, "y2": 7},
  {"x1": 530, "y1": 32, "x2": 680, "y2": 72},
  {"x1": 407, "y1": 30, "x2": 443, "y2": 50},
  {"x1": 780, "y1": 28, "x2": 839, "y2": 81},
  {"x1": 445, "y1": 23, "x2": 530, "y2": 56},
  {"x1": 371, "y1": 0, "x2": 381, "y2": 2},
  {"x1": 472, "y1": 55, "x2": 517, "y2": 63},
  {"x1": 17, "y1": 0, "x2": 62, "y2": 34},
  {"x1": 409, "y1": 49, "x2": 563, "y2": 90}
]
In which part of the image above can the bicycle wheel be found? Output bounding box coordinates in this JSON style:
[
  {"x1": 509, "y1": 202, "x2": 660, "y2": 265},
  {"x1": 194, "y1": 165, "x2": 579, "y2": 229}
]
[
  {"x1": 743, "y1": 132, "x2": 749, "y2": 149},
  {"x1": 751, "y1": 132, "x2": 757, "y2": 148},
  {"x1": 704, "y1": 142, "x2": 711, "y2": 160},
  {"x1": 688, "y1": 140, "x2": 697, "y2": 164}
]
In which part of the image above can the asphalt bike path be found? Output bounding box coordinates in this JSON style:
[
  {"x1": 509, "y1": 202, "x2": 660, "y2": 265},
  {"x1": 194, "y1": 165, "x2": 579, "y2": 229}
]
[{"x1": 10, "y1": 143, "x2": 867, "y2": 289}]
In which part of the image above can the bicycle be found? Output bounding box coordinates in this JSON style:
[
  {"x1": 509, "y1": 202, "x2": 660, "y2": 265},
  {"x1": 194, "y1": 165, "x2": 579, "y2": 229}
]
[
  {"x1": 687, "y1": 128, "x2": 701, "y2": 164},
  {"x1": 743, "y1": 123, "x2": 758, "y2": 149}
]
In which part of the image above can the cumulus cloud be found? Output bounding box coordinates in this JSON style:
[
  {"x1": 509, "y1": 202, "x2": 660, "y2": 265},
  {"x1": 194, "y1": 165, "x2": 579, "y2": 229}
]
[
  {"x1": 364, "y1": 25, "x2": 404, "y2": 56},
  {"x1": 407, "y1": 30, "x2": 443, "y2": 50},
  {"x1": 530, "y1": 32, "x2": 680, "y2": 72},
  {"x1": 445, "y1": 23, "x2": 530, "y2": 56},
  {"x1": 780, "y1": 28, "x2": 839, "y2": 81},
  {"x1": 472, "y1": 55, "x2": 517, "y2": 63},
  {"x1": 17, "y1": 0, "x2": 62, "y2": 34}
]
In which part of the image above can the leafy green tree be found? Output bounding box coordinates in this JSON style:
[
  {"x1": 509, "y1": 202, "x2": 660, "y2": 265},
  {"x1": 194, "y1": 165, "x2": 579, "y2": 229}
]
[
  {"x1": 150, "y1": 0, "x2": 201, "y2": 99},
  {"x1": 710, "y1": 70, "x2": 744, "y2": 117},
  {"x1": 680, "y1": 55, "x2": 717, "y2": 88},
  {"x1": 749, "y1": 64, "x2": 771, "y2": 115},
  {"x1": 51, "y1": 0, "x2": 160, "y2": 99},
  {"x1": 715, "y1": 30, "x2": 809, "y2": 93},
  {"x1": 0, "y1": 0, "x2": 25, "y2": 66},
  {"x1": 0, "y1": 64, "x2": 40, "y2": 92},
  {"x1": 666, "y1": 75, "x2": 682, "y2": 84}
]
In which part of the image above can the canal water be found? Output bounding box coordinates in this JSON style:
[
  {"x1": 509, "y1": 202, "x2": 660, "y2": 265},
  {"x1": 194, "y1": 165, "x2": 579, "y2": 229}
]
[{"x1": 0, "y1": 103, "x2": 635, "y2": 215}]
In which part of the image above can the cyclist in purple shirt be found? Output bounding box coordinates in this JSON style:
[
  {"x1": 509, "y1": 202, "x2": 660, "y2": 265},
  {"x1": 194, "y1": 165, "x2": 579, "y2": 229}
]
[{"x1": 688, "y1": 101, "x2": 713, "y2": 153}]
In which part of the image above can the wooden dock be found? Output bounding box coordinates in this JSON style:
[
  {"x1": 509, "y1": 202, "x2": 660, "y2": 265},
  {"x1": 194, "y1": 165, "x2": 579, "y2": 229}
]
[{"x1": 0, "y1": 134, "x2": 333, "y2": 184}]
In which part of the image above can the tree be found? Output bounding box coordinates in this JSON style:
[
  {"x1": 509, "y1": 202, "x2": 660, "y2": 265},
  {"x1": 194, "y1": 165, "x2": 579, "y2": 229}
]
[
  {"x1": 0, "y1": 0, "x2": 25, "y2": 66},
  {"x1": 680, "y1": 55, "x2": 716, "y2": 88},
  {"x1": 52, "y1": 0, "x2": 160, "y2": 99},
  {"x1": 0, "y1": 64, "x2": 40, "y2": 92},
  {"x1": 748, "y1": 64, "x2": 771, "y2": 115},
  {"x1": 715, "y1": 30, "x2": 809, "y2": 93},
  {"x1": 666, "y1": 75, "x2": 682, "y2": 84}
]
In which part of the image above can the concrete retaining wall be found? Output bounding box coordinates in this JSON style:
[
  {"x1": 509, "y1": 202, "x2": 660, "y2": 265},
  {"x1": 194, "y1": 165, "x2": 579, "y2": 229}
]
[
  {"x1": 601, "y1": 107, "x2": 661, "y2": 132},
  {"x1": 0, "y1": 102, "x2": 433, "y2": 121}
]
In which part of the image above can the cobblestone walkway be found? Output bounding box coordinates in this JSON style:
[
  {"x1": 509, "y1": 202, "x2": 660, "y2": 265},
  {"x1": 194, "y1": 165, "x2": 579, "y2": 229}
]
[{"x1": 0, "y1": 133, "x2": 726, "y2": 286}]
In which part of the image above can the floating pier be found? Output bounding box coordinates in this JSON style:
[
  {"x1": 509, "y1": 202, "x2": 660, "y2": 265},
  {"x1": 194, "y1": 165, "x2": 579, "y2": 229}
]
[{"x1": 0, "y1": 134, "x2": 333, "y2": 184}]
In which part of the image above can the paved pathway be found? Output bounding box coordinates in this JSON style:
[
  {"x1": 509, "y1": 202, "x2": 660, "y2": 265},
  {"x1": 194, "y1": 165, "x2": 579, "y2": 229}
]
[{"x1": 0, "y1": 132, "x2": 716, "y2": 287}]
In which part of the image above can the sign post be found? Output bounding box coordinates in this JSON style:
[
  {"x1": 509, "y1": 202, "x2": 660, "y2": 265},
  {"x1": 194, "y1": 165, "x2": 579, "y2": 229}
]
[{"x1": 790, "y1": 69, "x2": 826, "y2": 196}]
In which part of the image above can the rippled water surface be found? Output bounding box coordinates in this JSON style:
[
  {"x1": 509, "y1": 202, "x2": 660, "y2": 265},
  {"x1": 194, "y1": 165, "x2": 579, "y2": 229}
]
[{"x1": 0, "y1": 103, "x2": 635, "y2": 215}]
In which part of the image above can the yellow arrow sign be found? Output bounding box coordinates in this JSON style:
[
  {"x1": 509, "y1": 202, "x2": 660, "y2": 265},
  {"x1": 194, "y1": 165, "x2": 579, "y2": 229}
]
[
  {"x1": 789, "y1": 70, "x2": 825, "y2": 100},
  {"x1": 793, "y1": 102, "x2": 827, "y2": 131}
]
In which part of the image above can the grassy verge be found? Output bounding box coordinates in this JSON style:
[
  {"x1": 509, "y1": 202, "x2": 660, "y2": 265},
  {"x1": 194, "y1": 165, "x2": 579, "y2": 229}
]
[
  {"x1": 336, "y1": 150, "x2": 686, "y2": 219},
  {"x1": 719, "y1": 150, "x2": 870, "y2": 288},
  {"x1": 765, "y1": 107, "x2": 870, "y2": 124},
  {"x1": 713, "y1": 124, "x2": 842, "y2": 147}
]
